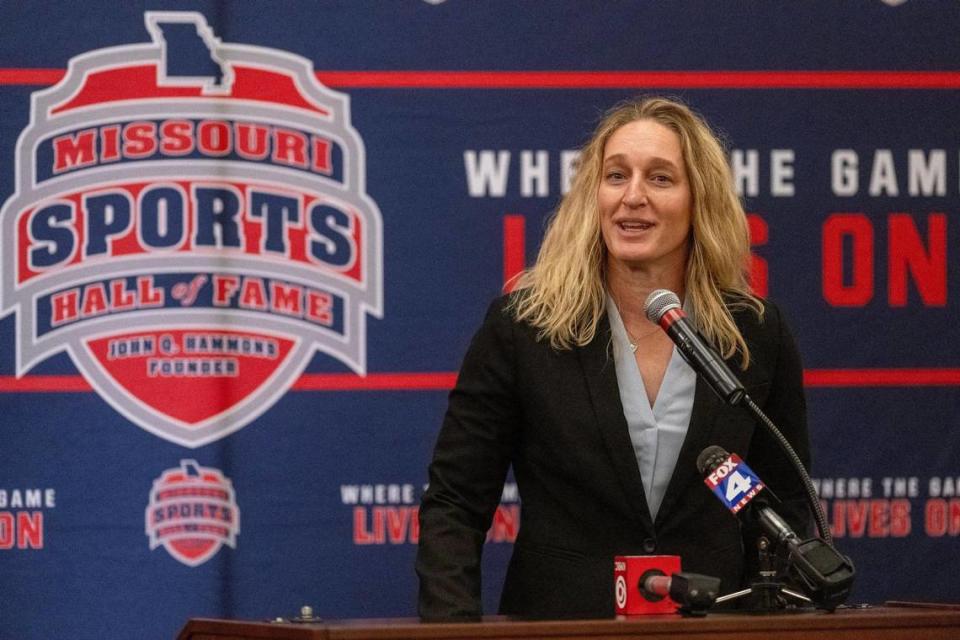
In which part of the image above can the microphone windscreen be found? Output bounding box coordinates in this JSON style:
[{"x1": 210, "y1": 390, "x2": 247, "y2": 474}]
[
  {"x1": 696, "y1": 445, "x2": 729, "y2": 475},
  {"x1": 644, "y1": 289, "x2": 681, "y2": 323}
]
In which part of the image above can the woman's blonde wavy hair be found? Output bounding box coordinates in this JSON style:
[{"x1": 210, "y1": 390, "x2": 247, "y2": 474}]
[{"x1": 509, "y1": 96, "x2": 763, "y2": 367}]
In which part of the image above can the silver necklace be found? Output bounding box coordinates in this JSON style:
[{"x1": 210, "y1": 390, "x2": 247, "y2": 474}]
[
  {"x1": 615, "y1": 299, "x2": 660, "y2": 353},
  {"x1": 623, "y1": 325, "x2": 661, "y2": 353}
]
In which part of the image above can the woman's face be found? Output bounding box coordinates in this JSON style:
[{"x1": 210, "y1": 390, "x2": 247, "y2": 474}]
[{"x1": 598, "y1": 119, "x2": 693, "y2": 276}]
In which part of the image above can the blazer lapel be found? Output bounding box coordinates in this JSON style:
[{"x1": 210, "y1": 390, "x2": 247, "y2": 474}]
[
  {"x1": 654, "y1": 374, "x2": 723, "y2": 528},
  {"x1": 578, "y1": 316, "x2": 655, "y2": 532}
]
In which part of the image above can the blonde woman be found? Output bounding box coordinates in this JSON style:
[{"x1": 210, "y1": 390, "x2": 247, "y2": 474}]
[{"x1": 417, "y1": 97, "x2": 810, "y2": 620}]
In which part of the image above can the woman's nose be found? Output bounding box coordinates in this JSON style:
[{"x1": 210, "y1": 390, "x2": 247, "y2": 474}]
[{"x1": 622, "y1": 179, "x2": 648, "y2": 207}]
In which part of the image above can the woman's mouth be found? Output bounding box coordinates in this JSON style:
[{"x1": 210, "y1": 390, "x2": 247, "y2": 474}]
[{"x1": 618, "y1": 220, "x2": 654, "y2": 231}]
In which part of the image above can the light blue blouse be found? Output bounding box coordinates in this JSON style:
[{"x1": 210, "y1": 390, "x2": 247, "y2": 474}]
[{"x1": 606, "y1": 297, "x2": 696, "y2": 520}]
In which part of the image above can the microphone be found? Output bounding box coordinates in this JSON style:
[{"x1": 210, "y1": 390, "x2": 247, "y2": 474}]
[
  {"x1": 643, "y1": 289, "x2": 746, "y2": 405},
  {"x1": 640, "y1": 571, "x2": 721, "y2": 616},
  {"x1": 614, "y1": 555, "x2": 720, "y2": 616},
  {"x1": 697, "y1": 445, "x2": 855, "y2": 611}
]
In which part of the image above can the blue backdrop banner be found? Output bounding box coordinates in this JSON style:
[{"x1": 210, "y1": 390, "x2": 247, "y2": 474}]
[{"x1": 2, "y1": 3, "x2": 959, "y2": 639}]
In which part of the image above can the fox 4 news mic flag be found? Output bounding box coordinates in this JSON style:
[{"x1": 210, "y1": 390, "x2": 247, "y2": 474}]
[{"x1": 703, "y1": 453, "x2": 766, "y2": 515}]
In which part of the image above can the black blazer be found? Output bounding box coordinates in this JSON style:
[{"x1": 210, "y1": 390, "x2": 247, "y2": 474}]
[{"x1": 416, "y1": 295, "x2": 810, "y2": 620}]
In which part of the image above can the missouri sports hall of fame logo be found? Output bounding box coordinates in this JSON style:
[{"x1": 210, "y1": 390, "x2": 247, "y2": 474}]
[
  {"x1": 0, "y1": 13, "x2": 383, "y2": 447},
  {"x1": 146, "y1": 459, "x2": 239, "y2": 566}
]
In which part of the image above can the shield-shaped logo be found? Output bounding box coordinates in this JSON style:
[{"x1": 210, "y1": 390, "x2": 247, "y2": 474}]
[
  {"x1": 146, "y1": 459, "x2": 240, "y2": 566},
  {"x1": 0, "y1": 12, "x2": 383, "y2": 447}
]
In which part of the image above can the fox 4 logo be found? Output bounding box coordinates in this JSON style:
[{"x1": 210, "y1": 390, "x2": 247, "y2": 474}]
[{"x1": 704, "y1": 453, "x2": 765, "y2": 514}]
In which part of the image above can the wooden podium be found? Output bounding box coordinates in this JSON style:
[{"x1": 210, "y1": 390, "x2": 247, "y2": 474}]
[{"x1": 177, "y1": 603, "x2": 960, "y2": 640}]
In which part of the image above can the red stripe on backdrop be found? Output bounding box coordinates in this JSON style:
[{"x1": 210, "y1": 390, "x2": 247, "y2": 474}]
[
  {"x1": 313, "y1": 70, "x2": 960, "y2": 89},
  {"x1": 503, "y1": 214, "x2": 526, "y2": 292},
  {"x1": 0, "y1": 69, "x2": 65, "y2": 84},
  {"x1": 3, "y1": 370, "x2": 960, "y2": 392},
  {"x1": 0, "y1": 375, "x2": 92, "y2": 392},
  {"x1": 0, "y1": 373, "x2": 458, "y2": 392},
  {"x1": 803, "y1": 369, "x2": 960, "y2": 387},
  {"x1": 5, "y1": 69, "x2": 960, "y2": 89},
  {"x1": 292, "y1": 372, "x2": 458, "y2": 391}
]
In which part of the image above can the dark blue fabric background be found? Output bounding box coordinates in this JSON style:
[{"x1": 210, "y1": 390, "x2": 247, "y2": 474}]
[{"x1": 2, "y1": 3, "x2": 959, "y2": 639}]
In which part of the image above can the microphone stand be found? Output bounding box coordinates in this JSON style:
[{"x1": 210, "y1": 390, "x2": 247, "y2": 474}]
[
  {"x1": 644, "y1": 289, "x2": 853, "y2": 610},
  {"x1": 714, "y1": 536, "x2": 812, "y2": 612},
  {"x1": 730, "y1": 395, "x2": 855, "y2": 611}
]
